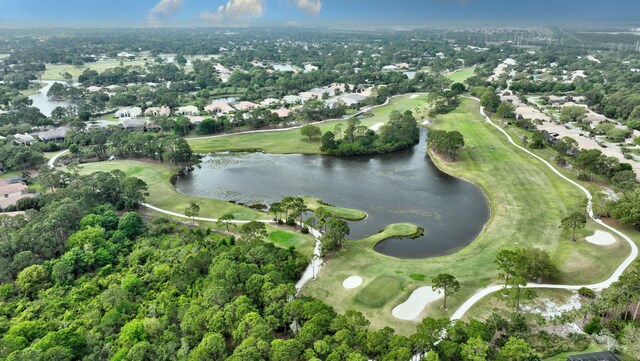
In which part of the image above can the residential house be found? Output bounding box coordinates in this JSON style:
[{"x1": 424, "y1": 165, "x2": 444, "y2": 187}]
[
  {"x1": 271, "y1": 108, "x2": 292, "y2": 118},
  {"x1": 176, "y1": 105, "x2": 200, "y2": 116},
  {"x1": 115, "y1": 107, "x2": 143, "y2": 119},
  {"x1": 382, "y1": 65, "x2": 399, "y2": 71},
  {"x1": 0, "y1": 182, "x2": 34, "y2": 210},
  {"x1": 12, "y1": 133, "x2": 36, "y2": 145},
  {"x1": 144, "y1": 106, "x2": 171, "y2": 117},
  {"x1": 34, "y1": 126, "x2": 69, "y2": 142},
  {"x1": 260, "y1": 98, "x2": 281, "y2": 107},
  {"x1": 233, "y1": 101, "x2": 258, "y2": 111},
  {"x1": 117, "y1": 118, "x2": 147, "y2": 130},
  {"x1": 205, "y1": 102, "x2": 236, "y2": 115},
  {"x1": 283, "y1": 95, "x2": 304, "y2": 105}
]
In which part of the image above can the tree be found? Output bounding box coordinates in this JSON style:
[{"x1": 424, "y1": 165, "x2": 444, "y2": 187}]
[
  {"x1": 320, "y1": 131, "x2": 337, "y2": 151},
  {"x1": 431, "y1": 273, "x2": 460, "y2": 309},
  {"x1": 508, "y1": 276, "x2": 536, "y2": 313},
  {"x1": 185, "y1": 202, "x2": 200, "y2": 223},
  {"x1": 495, "y1": 249, "x2": 522, "y2": 286},
  {"x1": 118, "y1": 212, "x2": 144, "y2": 239},
  {"x1": 496, "y1": 101, "x2": 516, "y2": 119},
  {"x1": 240, "y1": 221, "x2": 267, "y2": 240},
  {"x1": 16, "y1": 265, "x2": 49, "y2": 297},
  {"x1": 480, "y1": 91, "x2": 500, "y2": 113},
  {"x1": 461, "y1": 336, "x2": 488, "y2": 361},
  {"x1": 498, "y1": 337, "x2": 536, "y2": 361},
  {"x1": 217, "y1": 213, "x2": 236, "y2": 232},
  {"x1": 610, "y1": 188, "x2": 640, "y2": 227},
  {"x1": 300, "y1": 124, "x2": 322, "y2": 140},
  {"x1": 188, "y1": 333, "x2": 226, "y2": 361},
  {"x1": 621, "y1": 324, "x2": 640, "y2": 359},
  {"x1": 560, "y1": 211, "x2": 587, "y2": 242},
  {"x1": 559, "y1": 106, "x2": 587, "y2": 123}
]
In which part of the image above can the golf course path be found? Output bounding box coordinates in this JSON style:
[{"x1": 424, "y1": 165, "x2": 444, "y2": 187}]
[
  {"x1": 449, "y1": 98, "x2": 639, "y2": 320},
  {"x1": 47, "y1": 149, "x2": 69, "y2": 168}
]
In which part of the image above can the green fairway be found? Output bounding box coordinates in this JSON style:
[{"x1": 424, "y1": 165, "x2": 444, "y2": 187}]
[
  {"x1": 446, "y1": 67, "x2": 476, "y2": 83},
  {"x1": 302, "y1": 196, "x2": 367, "y2": 221},
  {"x1": 74, "y1": 160, "x2": 267, "y2": 221},
  {"x1": 355, "y1": 276, "x2": 403, "y2": 308},
  {"x1": 268, "y1": 230, "x2": 307, "y2": 248},
  {"x1": 302, "y1": 97, "x2": 630, "y2": 334},
  {"x1": 187, "y1": 93, "x2": 432, "y2": 154}
]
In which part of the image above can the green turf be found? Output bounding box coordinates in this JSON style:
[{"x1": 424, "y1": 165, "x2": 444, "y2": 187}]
[
  {"x1": 302, "y1": 97, "x2": 630, "y2": 334},
  {"x1": 409, "y1": 274, "x2": 426, "y2": 281},
  {"x1": 446, "y1": 67, "x2": 476, "y2": 83},
  {"x1": 187, "y1": 93, "x2": 432, "y2": 154},
  {"x1": 355, "y1": 276, "x2": 403, "y2": 308},
  {"x1": 73, "y1": 160, "x2": 266, "y2": 221},
  {"x1": 302, "y1": 196, "x2": 367, "y2": 221},
  {"x1": 20, "y1": 82, "x2": 45, "y2": 96},
  {"x1": 41, "y1": 60, "x2": 149, "y2": 82},
  {"x1": 268, "y1": 230, "x2": 306, "y2": 248}
]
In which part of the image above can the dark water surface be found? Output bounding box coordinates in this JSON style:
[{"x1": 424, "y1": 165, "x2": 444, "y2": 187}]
[{"x1": 175, "y1": 129, "x2": 490, "y2": 258}]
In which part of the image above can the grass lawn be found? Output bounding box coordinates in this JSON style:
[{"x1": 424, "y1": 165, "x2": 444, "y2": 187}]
[
  {"x1": 20, "y1": 82, "x2": 45, "y2": 96},
  {"x1": 302, "y1": 196, "x2": 367, "y2": 221},
  {"x1": 355, "y1": 275, "x2": 403, "y2": 308},
  {"x1": 268, "y1": 229, "x2": 306, "y2": 248},
  {"x1": 302, "y1": 97, "x2": 630, "y2": 334},
  {"x1": 446, "y1": 67, "x2": 476, "y2": 83},
  {"x1": 187, "y1": 93, "x2": 432, "y2": 154},
  {"x1": 73, "y1": 160, "x2": 267, "y2": 221},
  {"x1": 41, "y1": 59, "x2": 148, "y2": 82}
]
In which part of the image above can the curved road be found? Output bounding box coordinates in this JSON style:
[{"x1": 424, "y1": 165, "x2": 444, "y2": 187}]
[
  {"x1": 449, "y1": 99, "x2": 638, "y2": 320},
  {"x1": 47, "y1": 149, "x2": 69, "y2": 168}
]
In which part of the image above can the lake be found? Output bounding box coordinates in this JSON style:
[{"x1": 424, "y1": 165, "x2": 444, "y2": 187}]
[
  {"x1": 175, "y1": 129, "x2": 490, "y2": 258},
  {"x1": 29, "y1": 80, "x2": 74, "y2": 117}
]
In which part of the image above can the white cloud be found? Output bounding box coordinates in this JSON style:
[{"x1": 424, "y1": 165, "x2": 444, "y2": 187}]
[
  {"x1": 201, "y1": 0, "x2": 265, "y2": 21},
  {"x1": 148, "y1": 0, "x2": 184, "y2": 19},
  {"x1": 292, "y1": 0, "x2": 322, "y2": 15}
]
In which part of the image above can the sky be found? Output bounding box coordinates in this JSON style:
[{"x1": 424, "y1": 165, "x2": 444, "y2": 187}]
[{"x1": 0, "y1": 0, "x2": 639, "y2": 25}]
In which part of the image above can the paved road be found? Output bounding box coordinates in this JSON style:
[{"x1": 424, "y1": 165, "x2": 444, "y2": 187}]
[
  {"x1": 47, "y1": 149, "x2": 69, "y2": 168},
  {"x1": 450, "y1": 98, "x2": 639, "y2": 320}
]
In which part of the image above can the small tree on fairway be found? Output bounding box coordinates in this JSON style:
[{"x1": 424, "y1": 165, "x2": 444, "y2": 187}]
[
  {"x1": 217, "y1": 213, "x2": 235, "y2": 232},
  {"x1": 184, "y1": 202, "x2": 200, "y2": 223},
  {"x1": 300, "y1": 124, "x2": 322, "y2": 140},
  {"x1": 432, "y1": 273, "x2": 460, "y2": 310},
  {"x1": 560, "y1": 211, "x2": 587, "y2": 242}
]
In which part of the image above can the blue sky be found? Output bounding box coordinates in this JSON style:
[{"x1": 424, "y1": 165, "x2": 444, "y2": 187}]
[{"x1": 0, "y1": 0, "x2": 639, "y2": 24}]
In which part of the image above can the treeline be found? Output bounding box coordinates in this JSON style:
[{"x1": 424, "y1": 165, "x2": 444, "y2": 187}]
[
  {"x1": 427, "y1": 129, "x2": 465, "y2": 161},
  {"x1": 0, "y1": 141, "x2": 46, "y2": 171},
  {"x1": 0, "y1": 212, "x2": 593, "y2": 360},
  {"x1": 0, "y1": 169, "x2": 148, "y2": 283},
  {"x1": 321, "y1": 110, "x2": 420, "y2": 156},
  {"x1": 108, "y1": 131, "x2": 193, "y2": 165}
]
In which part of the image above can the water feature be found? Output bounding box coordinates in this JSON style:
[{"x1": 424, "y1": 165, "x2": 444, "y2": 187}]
[
  {"x1": 29, "y1": 80, "x2": 74, "y2": 117},
  {"x1": 175, "y1": 129, "x2": 490, "y2": 258}
]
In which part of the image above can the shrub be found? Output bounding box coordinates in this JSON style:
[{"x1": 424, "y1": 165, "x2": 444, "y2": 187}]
[
  {"x1": 578, "y1": 287, "x2": 596, "y2": 299},
  {"x1": 583, "y1": 316, "x2": 602, "y2": 334}
]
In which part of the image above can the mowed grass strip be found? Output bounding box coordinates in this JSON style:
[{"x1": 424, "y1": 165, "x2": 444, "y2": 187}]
[
  {"x1": 445, "y1": 67, "x2": 475, "y2": 83},
  {"x1": 268, "y1": 230, "x2": 306, "y2": 249},
  {"x1": 187, "y1": 93, "x2": 432, "y2": 155},
  {"x1": 355, "y1": 276, "x2": 403, "y2": 308},
  {"x1": 74, "y1": 160, "x2": 267, "y2": 221},
  {"x1": 302, "y1": 196, "x2": 367, "y2": 221}
]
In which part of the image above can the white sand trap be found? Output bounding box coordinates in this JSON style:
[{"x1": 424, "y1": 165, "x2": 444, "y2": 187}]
[
  {"x1": 422, "y1": 120, "x2": 431, "y2": 125},
  {"x1": 369, "y1": 122, "x2": 384, "y2": 131},
  {"x1": 342, "y1": 276, "x2": 363, "y2": 289},
  {"x1": 410, "y1": 94, "x2": 420, "y2": 99},
  {"x1": 392, "y1": 286, "x2": 443, "y2": 320},
  {"x1": 586, "y1": 230, "x2": 616, "y2": 246}
]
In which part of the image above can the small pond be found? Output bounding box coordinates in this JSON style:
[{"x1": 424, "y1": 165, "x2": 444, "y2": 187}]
[{"x1": 175, "y1": 129, "x2": 490, "y2": 258}]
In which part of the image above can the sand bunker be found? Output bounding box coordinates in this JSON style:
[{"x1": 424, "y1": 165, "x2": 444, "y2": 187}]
[
  {"x1": 586, "y1": 230, "x2": 616, "y2": 246},
  {"x1": 342, "y1": 276, "x2": 363, "y2": 289},
  {"x1": 369, "y1": 122, "x2": 384, "y2": 131},
  {"x1": 410, "y1": 94, "x2": 420, "y2": 99},
  {"x1": 392, "y1": 286, "x2": 444, "y2": 320}
]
